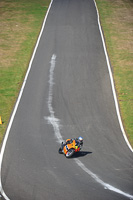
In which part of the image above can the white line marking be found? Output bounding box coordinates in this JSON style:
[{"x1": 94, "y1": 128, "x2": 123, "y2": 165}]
[
  {"x1": 45, "y1": 54, "x2": 63, "y2": 143},
  {"x1": 93, "y1": 0, "x2": 133, "y2": 153},
  {"x1": 48, "y1": 54, "x2": 56, "y2": 118},
  {"x1": 0, "y1": 1, "x2": 54, "y2": 199},
  {"x1": 46, "y1": 54, "x2": 133, "y2": 199},
  {"x1": 75, "y1": 159, "x2": 133, "y2": 199}
]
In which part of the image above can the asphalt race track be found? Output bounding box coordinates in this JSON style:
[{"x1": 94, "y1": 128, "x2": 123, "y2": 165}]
[{"x1": 0, "y1": 0, "x2": 133, "y2": 199}]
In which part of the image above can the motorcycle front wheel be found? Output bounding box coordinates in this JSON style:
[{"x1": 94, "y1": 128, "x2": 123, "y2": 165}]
[
  {"x1": 66, "y1": 149, "x2": 75, "y2": 158},
  {"x1": 58, "y1": 147, "x2": 63, "y2": 154}
]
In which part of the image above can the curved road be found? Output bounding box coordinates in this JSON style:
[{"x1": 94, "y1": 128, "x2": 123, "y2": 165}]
[{"x1": 0, "y1": 0, "x2": 133, "y2": 199}]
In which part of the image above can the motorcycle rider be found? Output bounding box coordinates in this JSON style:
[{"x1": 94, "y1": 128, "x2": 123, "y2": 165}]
[{"x1": 61, "y1": 136, "x2": 83, "y2": 151}]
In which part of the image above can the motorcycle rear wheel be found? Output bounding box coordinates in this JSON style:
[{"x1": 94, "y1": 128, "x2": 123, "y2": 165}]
[{"x1": 66, "y1": 149, "x2": 75, "y2": 158}]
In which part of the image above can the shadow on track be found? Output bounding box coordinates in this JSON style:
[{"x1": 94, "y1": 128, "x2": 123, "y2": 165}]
[{"x1": 72, "y1": 151, "x2": 92, "y2": 158}]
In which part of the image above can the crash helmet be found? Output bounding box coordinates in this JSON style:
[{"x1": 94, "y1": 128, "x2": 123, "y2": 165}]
[
  {"x1": 78, "y1": 136, "x2": 83, "y2": 145},
  {"x1": 78, "y1": 136, "x2": 83, "y2": 141}
]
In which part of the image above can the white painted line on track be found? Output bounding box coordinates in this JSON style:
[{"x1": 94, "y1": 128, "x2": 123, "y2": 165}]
[
  {"x1": 46, "y1": 54, "x2": 133, "y2": 200},
  {"x1": 93, "y1": 0, "x2": 133, "y2": 153},
  {"x1": 0, "y1": 1, "x2": 54, "y2": 199},
  {"x1": 45, "y1": 54, "x2": 63, "y2": 143},
  {"x1": 75, "y1": 159, "x2": 133, "y2": 200}
]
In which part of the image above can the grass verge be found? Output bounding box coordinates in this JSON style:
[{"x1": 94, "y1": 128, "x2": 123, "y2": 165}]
[
  {"x1": 0, "y1": 0, "x2": 51, "y2": 143},
  {"x1": 95, "y1": 0, "x2": 133, "y2": 147}
]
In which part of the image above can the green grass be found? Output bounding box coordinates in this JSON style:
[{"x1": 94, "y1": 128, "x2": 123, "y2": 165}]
[
  {"x1": 0, "y1": 0, "x2": 51, "y2": 143},
  {"x1": 95, "y1": 0, "x2": 133, "y2": 147}
]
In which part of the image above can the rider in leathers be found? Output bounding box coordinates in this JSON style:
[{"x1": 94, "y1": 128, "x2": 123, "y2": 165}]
[{"x1": 61, "y1": 136, "x2": 83, "y2": 151}]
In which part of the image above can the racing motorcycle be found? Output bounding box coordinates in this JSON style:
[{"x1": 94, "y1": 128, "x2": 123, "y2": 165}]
[{"x1": 58, "y1": 138, "x2": 83, "y2": 158}]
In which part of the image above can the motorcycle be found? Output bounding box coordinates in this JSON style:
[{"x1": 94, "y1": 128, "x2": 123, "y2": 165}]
[{"x1": 58, "y1": 139, "x2": 83, "y2": 158}]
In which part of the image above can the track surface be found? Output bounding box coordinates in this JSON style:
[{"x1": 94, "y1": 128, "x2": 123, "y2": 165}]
[{"x1": 1, "y1": 0, "x2": 133, "y2": 199}]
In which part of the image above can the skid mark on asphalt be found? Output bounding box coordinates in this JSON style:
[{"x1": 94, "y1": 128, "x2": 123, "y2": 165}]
[{"x1": 45, "y1": 54, "x2": 133, "y2": 200}]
